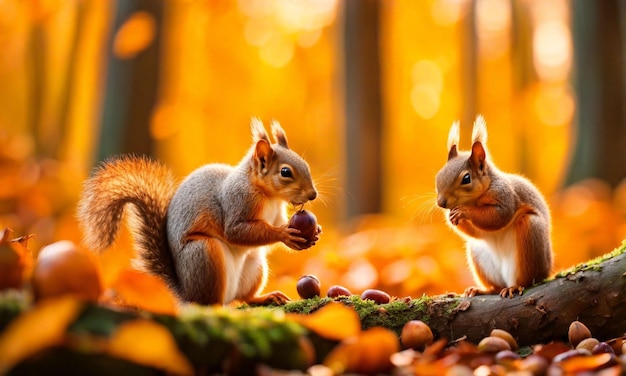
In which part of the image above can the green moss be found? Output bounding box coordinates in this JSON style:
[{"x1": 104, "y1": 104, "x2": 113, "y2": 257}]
[{"x1": 277, "y1": 294, "x2": 439, "y2": 336}]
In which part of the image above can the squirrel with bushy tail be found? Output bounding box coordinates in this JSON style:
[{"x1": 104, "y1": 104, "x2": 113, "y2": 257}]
[
  {"x1": 77, "y1": 119, "x2": 320, "y2": 305},
  {"x1": 435, "y1": 116, "x2": 553, "y2": 298}
]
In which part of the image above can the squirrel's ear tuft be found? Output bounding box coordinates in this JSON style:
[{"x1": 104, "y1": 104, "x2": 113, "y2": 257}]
[
  {"x1": 270, "y1": 120, "x2": 289, "y2": 149},
  {"x1": 251, "y1": 117, "x2": 270, "y2": 142},
  {"x1": 472, "y1": 115, "x2": 488, "y2": 145},
  {"x1": 447, "y1": 121, "x2": 460, "y2": 160}
]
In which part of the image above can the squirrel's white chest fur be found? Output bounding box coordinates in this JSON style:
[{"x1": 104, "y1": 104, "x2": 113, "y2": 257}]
[
  {"x1": 465, "y1": 227, "x2": 518, "y2": 288},
  {"x1": 222, "y1": 198, "x2": 285, "y2": 302},
  {"x1": 259, "y1": 198, "x2": 288, "y2": 227}
]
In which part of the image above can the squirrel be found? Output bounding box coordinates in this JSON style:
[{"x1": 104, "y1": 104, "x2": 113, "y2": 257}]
[
  {"x1": 77, "y1": 118, "x2": 320, "y2": 305},
  {"x1": 435, "y1": 115, "x2": 553, "y2": 298}
]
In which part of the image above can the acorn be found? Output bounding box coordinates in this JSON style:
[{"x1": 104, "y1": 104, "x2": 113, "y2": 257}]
[
  {"x1": 490, "y1": 329, "x2": 518, "y2": 351},
  {"x1": 296, "y1": 274, "x2": 321, "y2": 299},
  {"x1": 568, "y1": 321, "x2": 592, "y2": 348},
  {"x1": 400, "y1": 320, "x2": 434, "y2": 351},
  {"x1": 288, "y1": 210, "x2": 318, "y2": 249},
  {"x1": 495, "y1": 350, "x2": 520, "y2": 364},
  {"x1": 327, "y1": 285, "x2": 352, "y2": 298},
  {"x1": 31, "y1": 241, "x2": 103, "y2": 302},
  {"x1": 477, "y1": 336, "x2": 511, "y2": 353},
  {"x1": 360, "y1": 289, "x2": 391, "y2": 304},
  {"x1": 576, "y1": 338, "x2": 600, "y2": 352}
]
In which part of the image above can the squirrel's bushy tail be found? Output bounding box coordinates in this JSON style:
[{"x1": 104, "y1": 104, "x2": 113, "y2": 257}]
[{"x1": 77, "y1": 155, "x2": 178, "y2": 286}]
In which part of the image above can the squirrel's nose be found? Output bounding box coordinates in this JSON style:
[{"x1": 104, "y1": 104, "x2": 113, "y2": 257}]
[
  {"x1": 308, "y1": 190, "x2": 317, "y2": 201},
  {"x1": 437, "y1": 197, "x2": 447, "y2": 208}
]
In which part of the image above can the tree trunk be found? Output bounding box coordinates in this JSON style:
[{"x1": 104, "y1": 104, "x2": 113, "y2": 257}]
[
  {"x1": 567, "y1": 0, "x2": 626, "y2": 187},
  {"x1": 343, "y1": 0, "x2": 383, "y2": 220}
]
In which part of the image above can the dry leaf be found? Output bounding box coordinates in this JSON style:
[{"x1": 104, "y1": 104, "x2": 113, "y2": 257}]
[
  {"x1": 559, "y1": 353, "x2": 616, "y2": 374},
  {"x1": 324, "y1": 326, "x2": 399, "y2": 375},
  {"x1": 108, "y1": 268, "x2": 178, "y2": 315},
  {"x1": 107, "y1": 319, "x2": 194, "y2": 376},
  {"x1": 288, "y1": 302, "x2": 361, "y2": 341},
  {"x1": 0, "y1": 229, "x2": 34, "y2": 290},
  {"x1": 0, "y1": 296, "x2": 82, "y2": 373}
]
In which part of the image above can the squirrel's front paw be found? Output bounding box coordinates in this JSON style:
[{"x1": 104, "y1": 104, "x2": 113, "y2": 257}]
[
  {"x1": 449, "y1": 207, "x2": 467, "y2": 225},
  {"x1": 282, "y1": 227, "x2": 310, "y2": 250}
]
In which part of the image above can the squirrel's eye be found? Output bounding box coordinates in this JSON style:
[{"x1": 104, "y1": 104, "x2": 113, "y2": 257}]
[
  {"x1": 280, "y1": 167, "x2": 293, "y2": 178},
  {"x1": 461, "y1": 173, "x2": 471, "y2": 185}
]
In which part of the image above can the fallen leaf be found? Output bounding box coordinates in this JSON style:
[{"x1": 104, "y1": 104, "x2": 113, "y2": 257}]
[
  {"x1": 0, "y1": 229, "x2": 33, "y2": 290},
  {"x1": 559, "y1": 353, "x2": 616, "y2": 374},
  {"x1": 288, "y1": 302, "x2": 361, "y2": 341},
  {"x1": 0, "y1": 296, "x2": 82, "y2": 373},
  {"x1": 107, "y1": 319, "x2": 194, "y2": 376},
  {"x1": 324, "y1": 326, "x2": 399, "y2": 374},
  {"x1": 108, "y1": 268, "x2": 178, "y2": 315}
]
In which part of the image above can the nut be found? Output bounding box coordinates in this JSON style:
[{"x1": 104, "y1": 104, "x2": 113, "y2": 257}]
[
  {"x1": 31, "y1": 241, "x2": 103, "y2": 302},
  {"x1": 576, "y1": 338, "x2": 600, "y2": 352},
  {"x1": 400, "y1": 320, "x2": 433, "y2": 351},
  {"x1": 477, "y1": 336, "x2": 511, "y2": 353},
  {"x1": 296, "y1": 274, "x2": 321, "y2": 299},
  {"x1": 490, "y1": 329, "x2": 518, "y2": 351},
  {"x1": 360, "y1": 289, "x2": 391, "y2": 304},
  {"x1": 568, "y1": 321, "x2": 592, "y2": 348},
  {"x1": 327, "y1": 285, "x2": 352, "y2": 298},
  {"x1": 288, "y1": 210, "x2": 318, "y2": 248}
]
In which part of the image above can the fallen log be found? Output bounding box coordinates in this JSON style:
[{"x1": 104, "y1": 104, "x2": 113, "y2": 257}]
[{"x1": 282, "y1": 246, "x2": 626, "y2": 347}]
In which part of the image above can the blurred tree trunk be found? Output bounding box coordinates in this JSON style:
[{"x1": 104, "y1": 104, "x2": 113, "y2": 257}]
[
  {"x1": 97, "y1": 0, "x2": 163, "y2": 160},
  {"x1": 343, "y1": 0, "x2": 383, "y2": 220},
  {"x1": 460, "y1": 1, "x2": 477, "y2": 135},
  {"x1": 567, "y1": 0, "x2": 626, "y2": 187}
]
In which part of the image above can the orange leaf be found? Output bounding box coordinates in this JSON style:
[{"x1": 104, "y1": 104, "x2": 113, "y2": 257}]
[
  {"x1": 108, "y1": 268, "x2": 178, "y2": 315},
  {"x1": 288, "y1": 302, "x2": 361, "y2": 341},
  {"x1": 107, "y1": 319, "x2": 194, "y2": 376},
  {"x1": 560, "y1": 353, "x2": 615, "y2": 373},
  {"x1": 0, "y1": 229, "x2": 33, "y2": 290},
  {"x1": 0, "y1": 296, "x2": 82, "y2": 373},
  {"x1": 324, "y1": 327, "x2": 400, "y2": 375}
]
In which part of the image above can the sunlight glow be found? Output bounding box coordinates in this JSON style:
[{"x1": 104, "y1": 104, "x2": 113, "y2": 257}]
[
  {"x1": 431, "y1": 0, "x2": 467, "y2": 26},
  {"x1": 410, "y1": 60, "x2": 443, "y2": 119},
  {"x1": 476, "y1": 0, "x2": 511, "y2": 58},
  {"x1": 533, "y1": 20, "x2": 572, "y2": 82},
  {"x1": 239, "y1": 0, "x2": 337, "y2": 67}
]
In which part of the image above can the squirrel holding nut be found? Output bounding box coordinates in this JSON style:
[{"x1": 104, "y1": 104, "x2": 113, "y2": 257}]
[
  {"x1": 435, "y1": 116, "x2": 553, "y2": 298},
  {"x1": 77, "y1": 119, "x2": 320, "y2": 305}
]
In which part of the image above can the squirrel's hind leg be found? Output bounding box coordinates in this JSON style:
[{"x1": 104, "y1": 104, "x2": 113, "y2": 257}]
[
  {"x1": 236, "y1": 248, "x2": 290, "y2": 305},
  {"x1": 174, "y1": 238, "x2": 228, "y2": 305}
]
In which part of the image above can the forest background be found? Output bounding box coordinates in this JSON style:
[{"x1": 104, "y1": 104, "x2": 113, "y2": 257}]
[{"x1": 1, "y1": 0, "x2": 626, "y2": 302}]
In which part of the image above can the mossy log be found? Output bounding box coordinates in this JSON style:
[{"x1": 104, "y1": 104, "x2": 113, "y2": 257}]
[{"x1": 282, "y1": 248, "x2": 626, "y2": 347}]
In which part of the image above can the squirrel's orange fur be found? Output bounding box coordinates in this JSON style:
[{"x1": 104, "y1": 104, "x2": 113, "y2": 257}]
[{"x1": 435, "y1": 116, "x2": 553, "y2": 298}]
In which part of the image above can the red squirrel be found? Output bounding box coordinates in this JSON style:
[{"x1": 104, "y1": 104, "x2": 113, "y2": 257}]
[
  {"x1": 77, "y1": 119, "x2": 320, "y2": 305},
  {"x1": 435, "y1": 116, "x2": 552, "y2": 298}
]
